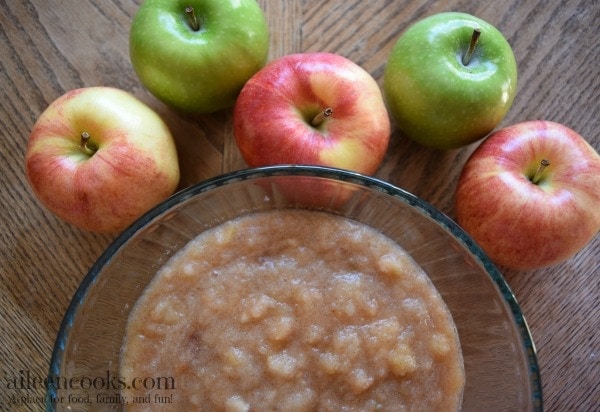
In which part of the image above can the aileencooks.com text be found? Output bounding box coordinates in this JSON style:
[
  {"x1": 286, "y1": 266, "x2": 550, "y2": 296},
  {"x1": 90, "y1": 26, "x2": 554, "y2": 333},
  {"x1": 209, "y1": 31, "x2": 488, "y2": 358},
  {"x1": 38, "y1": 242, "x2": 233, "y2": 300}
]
[{"x1": 5, "y1": 369, "x2": 175, "y2": 392}]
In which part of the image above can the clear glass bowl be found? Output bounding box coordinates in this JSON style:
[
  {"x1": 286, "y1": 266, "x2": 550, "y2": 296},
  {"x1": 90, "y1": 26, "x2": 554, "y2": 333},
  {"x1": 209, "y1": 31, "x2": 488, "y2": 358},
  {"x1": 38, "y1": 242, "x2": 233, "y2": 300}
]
[{"x1": 47, "y1": 165, "x2": 542, "y2": 411}]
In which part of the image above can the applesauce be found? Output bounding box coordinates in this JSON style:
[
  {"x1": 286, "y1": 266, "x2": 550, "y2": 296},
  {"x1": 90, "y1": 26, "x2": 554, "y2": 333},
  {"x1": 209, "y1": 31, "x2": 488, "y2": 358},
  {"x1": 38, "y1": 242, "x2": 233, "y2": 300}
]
[{"x1": 121, "y1": 209, "x2": 464, "y2": 411}]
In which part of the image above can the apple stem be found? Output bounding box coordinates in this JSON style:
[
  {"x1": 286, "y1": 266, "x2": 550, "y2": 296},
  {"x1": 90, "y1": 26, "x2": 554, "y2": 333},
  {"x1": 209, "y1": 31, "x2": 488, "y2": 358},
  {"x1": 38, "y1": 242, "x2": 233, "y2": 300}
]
[
  {"x1": 80, "y1": 132, "x2": 96, "y2": 156},
  {"x1": 185, "y1": 6, "x2": 200, "y2": 31},
  {"x1": 311, "y1": 108, "x2": 333, "y2": 127},
  {"x1": 462, "y1": 28, "x2": 481, "y2": 66},
  {"x1": 531, "y1": 159, "x2": 550, "y2": 184}
]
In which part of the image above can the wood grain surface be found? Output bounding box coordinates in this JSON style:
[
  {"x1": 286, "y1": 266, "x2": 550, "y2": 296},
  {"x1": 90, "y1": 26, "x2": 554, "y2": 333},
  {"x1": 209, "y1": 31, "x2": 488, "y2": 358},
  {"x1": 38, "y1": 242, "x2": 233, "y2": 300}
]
[{"x1": 1, "y1": 0, "x2": 598, "y2": 410}]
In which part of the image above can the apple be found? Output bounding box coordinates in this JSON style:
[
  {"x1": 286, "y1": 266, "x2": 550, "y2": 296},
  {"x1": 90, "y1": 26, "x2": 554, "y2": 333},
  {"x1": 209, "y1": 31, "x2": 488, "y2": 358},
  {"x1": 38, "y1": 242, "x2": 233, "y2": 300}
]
[
  {"x1": 383, "y1": 12, "x2": 518, "y2": 150},
  {"x1": 129, "y1": 0, "x2": 269, "y2": 114},
  {"x1": 25, "y1": 87, "x2": 180, "y2": 233},
  {"x1": 454, "y1": 120, "x2": 600, "y2": 270},
  {"x1": 233, "y1": 52, "x2": 391, "y2": 176}
]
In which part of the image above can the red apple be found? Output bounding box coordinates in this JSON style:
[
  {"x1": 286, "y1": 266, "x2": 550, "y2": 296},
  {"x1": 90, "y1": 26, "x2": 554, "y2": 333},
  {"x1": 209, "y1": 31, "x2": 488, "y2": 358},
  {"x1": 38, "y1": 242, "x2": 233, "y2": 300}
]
[
  {"x1": 25, "y1": 87, "x2": 180, "y2": 233},
  {"x1": 455, "y1": 120, "x2": 600, "y2": 270},
  {"x1": 233, "y1": 52, "x2": 391, "y2": 176}
]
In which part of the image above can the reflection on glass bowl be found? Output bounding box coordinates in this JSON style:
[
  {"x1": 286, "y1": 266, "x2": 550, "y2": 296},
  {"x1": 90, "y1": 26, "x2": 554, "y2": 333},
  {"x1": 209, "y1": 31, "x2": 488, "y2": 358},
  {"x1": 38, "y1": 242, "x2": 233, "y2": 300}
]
[{"x1": 47, "y1": 165, "x2": 542, "y2": 411}]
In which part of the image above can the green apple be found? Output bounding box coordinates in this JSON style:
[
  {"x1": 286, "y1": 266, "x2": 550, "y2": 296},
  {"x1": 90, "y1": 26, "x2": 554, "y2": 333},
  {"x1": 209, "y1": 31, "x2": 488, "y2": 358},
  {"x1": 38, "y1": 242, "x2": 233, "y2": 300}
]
[
  {"x1": 129, "y1": 0, "x2": 269, "y2": 114},
  {"x1": 383, "y1": 12, "x2": 518, "y2": 150}
]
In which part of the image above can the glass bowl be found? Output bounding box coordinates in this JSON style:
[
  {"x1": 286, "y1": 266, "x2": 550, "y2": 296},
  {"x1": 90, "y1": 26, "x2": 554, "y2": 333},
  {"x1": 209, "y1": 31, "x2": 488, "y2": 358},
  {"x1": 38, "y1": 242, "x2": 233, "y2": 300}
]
[{"x1": 47, "y1": 165, "x2": 542, "y2": 411}]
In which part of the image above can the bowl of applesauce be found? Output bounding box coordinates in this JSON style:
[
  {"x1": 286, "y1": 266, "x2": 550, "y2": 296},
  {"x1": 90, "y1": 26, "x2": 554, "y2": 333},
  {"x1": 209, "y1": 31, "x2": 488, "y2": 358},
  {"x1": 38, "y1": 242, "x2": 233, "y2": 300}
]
[{"x1": 47, "y1": 165, "x2": 542, "y2": 411}]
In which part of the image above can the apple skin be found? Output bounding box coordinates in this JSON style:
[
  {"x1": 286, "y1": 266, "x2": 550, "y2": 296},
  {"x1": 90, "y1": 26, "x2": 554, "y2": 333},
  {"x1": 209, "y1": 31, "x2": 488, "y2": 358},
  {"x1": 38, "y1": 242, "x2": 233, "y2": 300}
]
[
  {"x1": 383, "y1": 12, "x2": 518, "y2": 150},
  {"x1": 25, "y1": 87, "x2": 180, "y2": 233},
  {"x1": 233, "y1": 52, "x2": 391, "y2": 176},
  {"x1": 455, "y1": 120, "x2": 600, "y2": 270},
  {"x1": 129, "y1": 0, "x2": 269, "y2": 114}
]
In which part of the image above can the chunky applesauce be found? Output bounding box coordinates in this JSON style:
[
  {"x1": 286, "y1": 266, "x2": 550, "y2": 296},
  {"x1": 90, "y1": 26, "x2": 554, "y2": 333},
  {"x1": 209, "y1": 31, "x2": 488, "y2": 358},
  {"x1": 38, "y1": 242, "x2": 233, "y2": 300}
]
[{"x1": 121, "y1": 210, "x2": 464, "y2": 411}]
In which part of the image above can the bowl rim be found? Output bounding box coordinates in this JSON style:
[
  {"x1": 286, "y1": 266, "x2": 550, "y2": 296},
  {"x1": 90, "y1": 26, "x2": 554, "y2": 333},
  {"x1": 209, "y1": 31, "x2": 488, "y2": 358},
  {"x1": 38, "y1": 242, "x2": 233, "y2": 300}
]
[{"x1": 47, "y1": 164, "x2": 543, "y2": 410}]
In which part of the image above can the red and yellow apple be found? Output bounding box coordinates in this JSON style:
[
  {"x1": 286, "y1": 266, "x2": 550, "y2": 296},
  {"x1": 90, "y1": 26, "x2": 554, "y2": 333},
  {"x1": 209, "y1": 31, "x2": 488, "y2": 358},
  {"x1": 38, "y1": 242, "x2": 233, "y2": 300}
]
[
  {"x1": 455, "y1": 120, "x2": 600, "y2": 270},
  {"x1": 233, "y1": 52, "x2": 391, "y2": 176},
  {"x1": 25, "y1": 87, "x2": 180, "y2": 233}
]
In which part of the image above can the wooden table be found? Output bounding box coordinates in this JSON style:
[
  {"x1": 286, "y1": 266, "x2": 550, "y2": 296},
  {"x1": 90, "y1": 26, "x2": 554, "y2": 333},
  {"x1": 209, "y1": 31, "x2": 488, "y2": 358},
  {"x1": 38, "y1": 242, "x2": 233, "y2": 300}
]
[{"x1": 1, "y1": 0, "x2": 598, "y2": 410}]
